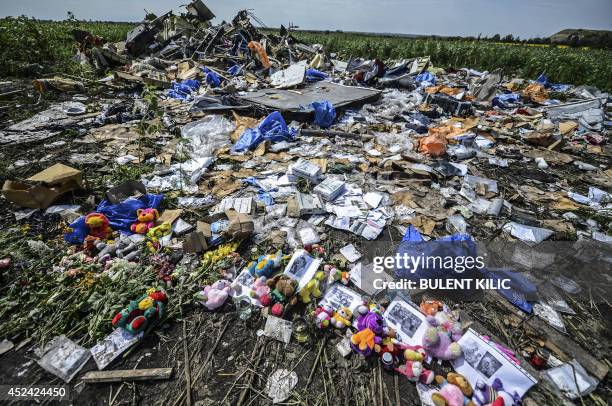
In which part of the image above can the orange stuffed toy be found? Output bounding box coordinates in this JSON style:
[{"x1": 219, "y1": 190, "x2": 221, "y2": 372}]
[
  {"x1": 131, "y1": 208, "x2": 159, "y2": 234},
  {"x1": 85, "y1": 213, "x2": 112, "y2": 239}
]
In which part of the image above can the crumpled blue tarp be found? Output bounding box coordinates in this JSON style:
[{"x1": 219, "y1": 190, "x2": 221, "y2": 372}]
[
  {"x1": 305, "y1": 68, "x2": 328, "y2": 82},
  {"x1": 483, "y1": 268, "x2": 536, "y2": 313},
  {"x1": 310, "y1": 100, "x2": 336, "y2": 128},
  {"x1": 401, "y1": 224, "x2": 424, "y2": 242},
  {"x1": 395, "y1": 225, "x2": 479, "y2": 280},
  {"x1": 168, "y1": 79, "x2": 200, "y2": 100},
  {"x1": 242, "y1": 177, "x2": 276, "y2": 206},
  {"x1": 227, "y1": 64, "x2": 242, "y2": 76},
  {"x1": 232, "y1": 111, "x2": 297, "y2": 152},
  {"x1": 202, "y1": 67, "x2": 221, "y2": 88},
  {"x1": 414, "y1": 72, "x2": 436, "y2": 87},
  {"x1": 492, "y1": 93, "x2": 521, "y2": 108},
  {"x1": 536, "y1": 73, "x2": 570, "y2": 93},
  {"x1": 64, "y1": 194, "x2": 163, "y2": 244}
]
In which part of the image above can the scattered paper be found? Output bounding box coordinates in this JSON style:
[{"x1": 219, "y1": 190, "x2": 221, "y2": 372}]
[
  {"x1": 90, "y1": 328, "x2": 143, "y2": 370},
  {"x1": 263, "y1": 316, "x2": 293, "y2": 344},
  {"x1": 266, "y1": 369, "x2": 298, "y2": 403},
  {"x1": 339, "y1": 244, "x2": 362, "y2": 262}
]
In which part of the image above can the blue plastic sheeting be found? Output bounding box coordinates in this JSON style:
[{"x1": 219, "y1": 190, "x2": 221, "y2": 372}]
[
  {"x1": 395, "y1": 226, "x2": 479, "y2": 280},
  {"x1": 227, "y1": 64, "x2": 242, "y2": 76},
  {"x1": 168, "y1": 79, "x2": 200, "y2": 100},
  {"x1": 310, "y1": 100, "x2": 336, "y2": 128},
  {"x1": 202, "y1": 67, "x2": 221, "y2": 88},
  {"x1": 232, "y1": 111, "x2": 297, "y2": 152},
  {"x1": 536, "y1": 74, "x2": 570, "y2": 93},
  {"x1": 64, "y1": 194, "x2": 163, "y2": 244},
  {"x1": 414, "y1": 72, "x2": 436, "y2": 87},
  {"x1": 242, "y1": 177, "x2": 276, "y2": 206},
  {"x1": 492, "y1": 93, "x2": 521, "y2": 108},
  {"x1": 305, "y1": 68, "x2": 328, "y2": 82},
  {"x1": 401, "y1": 224, "x2": 424, "y2": 242},
  {"x1": 483, "y1": 268, "x2": 535, "y2": 313}
]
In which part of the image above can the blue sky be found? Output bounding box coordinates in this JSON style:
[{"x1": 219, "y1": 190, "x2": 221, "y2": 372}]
[{"x1": 1, "y1": 0, "x2": 611, "y2": 38}]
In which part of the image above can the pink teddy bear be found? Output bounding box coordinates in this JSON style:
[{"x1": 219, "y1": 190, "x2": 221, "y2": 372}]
[
  {"x1": 196, "y1": 280, "x2": 233, "y2": 310},
  {"x1": 422, "y1": 315, "x2": 462, "y2": 360},
  {"x1": 249, "y1": 276, "x2": 271, "y2": 306},
  {"x1": 395, "y1": 360, "x2": 434, "y2": 384}
]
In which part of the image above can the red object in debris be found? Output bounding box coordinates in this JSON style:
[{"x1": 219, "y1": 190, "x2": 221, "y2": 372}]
[
  {"x1": 271, "y1": 303, "x2": 284, "y2": 317},
  {"x1": 260, "y1": 293, "x2": 272, "y2": 307},
  {"x1": 529, "y1": 352, "x2": 547, "y2": 369}
]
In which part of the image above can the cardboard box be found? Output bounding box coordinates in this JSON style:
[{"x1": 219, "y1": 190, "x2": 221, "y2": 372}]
[
  {"x1": 2, "y1": 163, "x2": 83, "y2": 209},
  {"x1": 105, "y1": 180, "x2": 147, "y2": 204},
  {"x1": 182, "y1": 209, "x2": 254, "y2": 253}
]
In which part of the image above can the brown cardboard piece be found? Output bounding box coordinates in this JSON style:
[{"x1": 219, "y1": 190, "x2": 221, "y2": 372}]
[
  {"x1": 2, "y1": 163, "x2": 83, "y2": 209},
  {"x1": 157, "y1": 209, "x2": 183, "y2": 225},
  {"x1": 182, "y1": 209, "x2": 254, "y2": 253}
]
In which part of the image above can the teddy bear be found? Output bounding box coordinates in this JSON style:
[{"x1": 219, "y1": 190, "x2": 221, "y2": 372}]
[
  {"x1": 473, "y1": 379, "x2": 520, "y2": 406},
  {"x1": 131, "y1": 208, "x2": 159, "y2": 234},
  {"x1": 265, "y1": 274, "x2": 298, "y2": 317},
  {"x1": 324, "y1": 264, "x2": 349, "y2": 285},
  {"x1": 195, "y1": 280, "x2": 233, "y2": 310},
  {"x1": 431, "y1": 311, "x2": 463, "y2": 342},
  {"x1": 420, "y1": 299, "x2": 444, "y2": 316},
  {"x1": 247, "y1": 251, "x2": 282, "y2": 278},
  {"x1": 85, "y1": 212, "x2": 113, "y2": 239},
  {"x1": 350, "y1": 328, "x2": 382, "y2": 357},
  {"x1": 331, "y1": 306, "x2": 353, "y2": 329},
  {"x1": 431, "y1": 373, "x2": 475, "y2": 406},
  {"x1": 402, "y1": 344, "x2": 427, "y2": 362},
  {"x1": 422, "y1": 315, "x2": 462, "y2": 360},
  {"x1": 249, "y1": 276, "x2": 271, "y2": 306},
  {"x1": 395, "y1": 360, "x2": 434, "y2": 384},
  {"x1": 314, "y1": 304, "x2": 333, "y2": 329},
  {"x1": 112, "y1": 288, "x2": 168, "y2": 334},
  {"x1": 351, "y1": 310, "x2": 394, "y2": 356},
  {"x1": 299, "y1": 271, "x2": 326, "y2": 303}
]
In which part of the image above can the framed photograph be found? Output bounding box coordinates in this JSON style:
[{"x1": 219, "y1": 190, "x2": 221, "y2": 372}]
[
  {"x1": 284, "y1": 249, "x2": 321, "y2": 291},
  {"x1": 452, "y1": 329, "x2": 537, "y2": 397},
  {"x1": 383, "y1": 295, "x2": 428, "y2": 346}
]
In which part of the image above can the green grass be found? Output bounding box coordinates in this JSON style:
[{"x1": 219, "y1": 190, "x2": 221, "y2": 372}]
[
  {"x1": 291, "y1": 31, "x2": 612, "y2": 91},
  {"x1": 0, "y1": 16, "x2": 134, "y2": 77},
  {"x1": 1, "y1": 17, "x2": 611, "y2": 91}
]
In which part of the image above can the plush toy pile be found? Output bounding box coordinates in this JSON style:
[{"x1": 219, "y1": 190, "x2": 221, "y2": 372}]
[
  {"x1": 112, "y1": 288, "x2": 168, "y2": 334},
  {"x1": 185, "y1": 248, "x2": 525, "y2": 406}
]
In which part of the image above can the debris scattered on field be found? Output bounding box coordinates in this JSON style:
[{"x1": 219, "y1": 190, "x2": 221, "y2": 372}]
[{"x1": 0, "y1": 1, "x2": 610, "y2": 404}]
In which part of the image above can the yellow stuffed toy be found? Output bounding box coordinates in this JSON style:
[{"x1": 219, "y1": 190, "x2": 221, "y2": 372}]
[{"x1": 299, "y1": 271, "x2": 325, "y2": 303}]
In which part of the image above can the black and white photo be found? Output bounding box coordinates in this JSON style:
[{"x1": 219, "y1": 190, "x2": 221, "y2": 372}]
[
  {"x1": 476, "y1": 352, "x2": 503, "y2": 378},
  {"x1": 383, "y1": 296, "x2": 427, "y2": 345},
  {"x1": 319, "y1": 284, "x2": 362, "y2": 312}
]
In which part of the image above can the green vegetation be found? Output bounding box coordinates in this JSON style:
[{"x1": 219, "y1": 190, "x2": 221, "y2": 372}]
[
  {"x1": 1, "y1": 17, "x2": 611, "y2": 91},
  {"x1": 291, "y1": 31, "x2": 612, "y2": 91},
  {"x1": 0, "y1": 15, "x2": 133, "y2": 77}
]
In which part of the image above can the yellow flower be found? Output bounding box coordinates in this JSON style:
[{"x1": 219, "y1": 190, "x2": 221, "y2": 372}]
[
  {"x1": 139, "y1": 297, "x2": 154, "y2": 310},
  {"x1": 146, "y1": 287, "x2": 156, "y2": 295}
]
